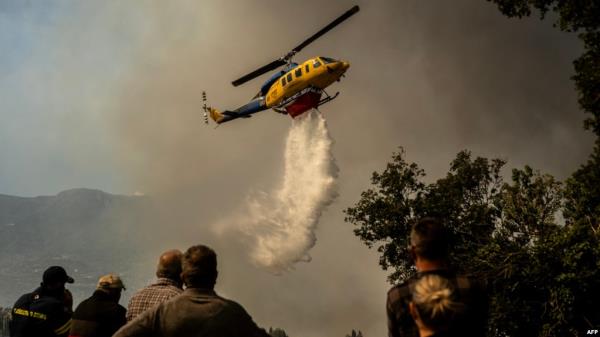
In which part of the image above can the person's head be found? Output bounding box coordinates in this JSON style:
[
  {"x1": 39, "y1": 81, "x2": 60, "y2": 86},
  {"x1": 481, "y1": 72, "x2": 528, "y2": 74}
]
[
  {"x1": 181, "y1": 245, "x2": 218, "y2": 289},
  {"x1": 409, "y1": 217, "x2": 449, "y2": 263},
  {"x1": 96, "y1": 274, "x2": 126, "y2": 302},
  {"x1": 409, "y1": 274, "x2": 464, "y2": 335},
  {"x1": 156, "y1": 249, "x2": 183, "y2": 283},
  {"x1": 41, "y1": 266, "x2": 74, "y2": 294}
]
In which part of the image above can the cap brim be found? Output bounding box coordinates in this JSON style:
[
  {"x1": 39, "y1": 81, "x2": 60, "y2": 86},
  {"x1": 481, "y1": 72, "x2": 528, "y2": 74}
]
[{"x1": 66, "y1": 276, "x2": 74, "y2": 284}]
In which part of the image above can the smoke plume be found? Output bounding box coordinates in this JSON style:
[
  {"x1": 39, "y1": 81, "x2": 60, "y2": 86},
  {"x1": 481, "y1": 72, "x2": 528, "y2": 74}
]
[{"x1": 219, "y1": 110, "x2": 338, "y2": 272}]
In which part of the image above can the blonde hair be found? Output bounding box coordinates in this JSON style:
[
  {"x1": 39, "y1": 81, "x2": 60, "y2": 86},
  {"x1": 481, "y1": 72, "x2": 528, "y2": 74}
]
[{"x1": 411, "y1": 274, "x2": 464, "y2": 330}]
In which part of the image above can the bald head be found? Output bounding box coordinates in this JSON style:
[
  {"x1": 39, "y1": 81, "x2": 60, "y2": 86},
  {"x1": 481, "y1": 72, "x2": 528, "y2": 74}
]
[{"x1": 156, "y1": 249, "x2": 183, "y2": 281}]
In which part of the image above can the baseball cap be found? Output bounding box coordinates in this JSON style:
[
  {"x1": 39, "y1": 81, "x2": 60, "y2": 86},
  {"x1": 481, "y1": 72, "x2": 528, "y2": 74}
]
[
  {"x1": 97, "y1": 274, "x2": 126, "y2": 290},
  {"x1": 43, "y1": 266, "x2": 74, "y2": 284}
]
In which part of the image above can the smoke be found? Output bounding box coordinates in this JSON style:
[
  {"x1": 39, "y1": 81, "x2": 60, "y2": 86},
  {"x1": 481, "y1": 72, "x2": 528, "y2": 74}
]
[{"x1": 218, "y1": 110, "x2": 338, "y2": 272}]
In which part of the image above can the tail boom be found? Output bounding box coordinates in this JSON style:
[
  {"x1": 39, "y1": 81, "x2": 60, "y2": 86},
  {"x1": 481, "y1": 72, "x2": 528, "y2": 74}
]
[{"x1": 208, "y1": 98, "x2": 267, "y2": 124}]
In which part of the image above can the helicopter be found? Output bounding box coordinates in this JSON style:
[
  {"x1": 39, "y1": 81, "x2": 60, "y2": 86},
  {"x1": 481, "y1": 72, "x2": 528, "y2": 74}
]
[{"x1": 203, "y1": 5, "x2": 360, "y2": 125}]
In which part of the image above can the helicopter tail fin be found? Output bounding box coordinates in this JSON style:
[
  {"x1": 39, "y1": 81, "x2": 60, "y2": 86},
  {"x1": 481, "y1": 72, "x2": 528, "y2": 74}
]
[
  {"x1": 209, "y1": 108, "x2": 246, "y2": 124},
  {"x1": 209, "y1": 107, "x2": 225, "y2": 124}
]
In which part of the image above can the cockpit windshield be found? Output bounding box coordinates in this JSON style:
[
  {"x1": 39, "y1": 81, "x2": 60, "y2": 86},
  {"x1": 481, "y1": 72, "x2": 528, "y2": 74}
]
[{"x1": 320, "y1": 57, "x2": 338, "y2": 64}]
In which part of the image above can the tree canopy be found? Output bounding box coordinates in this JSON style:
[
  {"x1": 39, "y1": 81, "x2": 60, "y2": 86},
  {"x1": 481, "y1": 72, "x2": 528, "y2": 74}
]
[{"x1": 345, "y1": 149, "x2": 600, "y2": 336}]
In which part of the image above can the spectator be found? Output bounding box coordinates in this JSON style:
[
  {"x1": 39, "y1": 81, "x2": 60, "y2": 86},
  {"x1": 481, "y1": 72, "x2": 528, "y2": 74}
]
[
  {"x1": 386, "y1": 218, "x2": 487, "y2": 337},
  {"x1": 126, "y1": 249, "x2": 183, "y2": 321},
  {"x1": 114, "y1": 245, "x2": 270, "y2": 337},
  {"x1": 9, "y1": 266, "x2": 74, "y2": 337},
  {"x1": 63, "y1": 289, "x2": 73, "y2": 313},
  {"x1": 68, "y1": 274, "x2": 126, "y2": 337},
  {"x1": 409, "y1": 274, "x2": 465, "y2": 337}
]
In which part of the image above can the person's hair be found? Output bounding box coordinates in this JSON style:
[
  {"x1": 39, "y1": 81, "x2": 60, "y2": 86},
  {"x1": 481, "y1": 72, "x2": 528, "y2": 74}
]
[
  {"x1": 412, "y1": 274, "x2": 464, "y2": 330},
  {"x1": 182, "y1": 245, "x2": 218, "y2": 288},
  {"x1": 156, "y1": 250, "x2": 183, "y2": 280},
  {"x1": 410, "y1": 217, "x2": 449, "y2": 261}
]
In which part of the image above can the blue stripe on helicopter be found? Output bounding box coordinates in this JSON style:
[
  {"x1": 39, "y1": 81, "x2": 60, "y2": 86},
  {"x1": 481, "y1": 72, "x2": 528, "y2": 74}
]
[
  {"x1": 260, "y1": 70, "x2": 285, "y2": 96},
  {"x1": 233, "y1": 98, "x2": 266, "y2": 116},
  {"x1": 258, "y1": 62, "x2": 299, "y2": 96}
]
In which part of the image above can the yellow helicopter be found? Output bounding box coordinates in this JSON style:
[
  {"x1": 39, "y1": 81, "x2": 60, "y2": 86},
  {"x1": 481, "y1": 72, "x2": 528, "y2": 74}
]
[{"x1": 204, "y1": 5, "x2": 360, "y2": 125}]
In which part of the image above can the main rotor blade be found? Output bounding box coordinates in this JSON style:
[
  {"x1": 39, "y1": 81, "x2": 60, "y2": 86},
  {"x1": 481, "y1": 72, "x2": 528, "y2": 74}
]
[
  {"x1": 290, "y1": 5, "x2": 360, "y2": 55},
  {"x1": 231, "y1": 59, "x2": 287, "y2": 87}
]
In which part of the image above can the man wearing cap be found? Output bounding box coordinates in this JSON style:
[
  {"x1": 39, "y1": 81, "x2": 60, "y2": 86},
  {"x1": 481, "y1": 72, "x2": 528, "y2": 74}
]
[
  {"x1": 68, "y1": 274, "x2": 126, "y2": 337},
  {"x1": 126, "y1": 249, "x2": 183, "y2": 321},
  {"x1": 9, "y1": 266, "x2": 75, "y2": 337},
  {"x1": 114, "y1": 245, "x2": 270, "y2": 337}
]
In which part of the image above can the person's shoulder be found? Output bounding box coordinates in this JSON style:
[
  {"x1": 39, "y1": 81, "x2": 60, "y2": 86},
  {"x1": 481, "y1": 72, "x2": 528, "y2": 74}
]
[
  {"x1": 387, "y1": 276, "x2": 415, "y2": 302},
  {"x1": 37, "y1": 293, "x2": 64, "y2": 307},
  {"x1": 134, "y1": 282, "x2": 180, "y2": 296},
  {"x1": 214, "y1": 294, "x2": 250, "y2": 315},
  {"x1": 128, "y1": 285, "x2": 155, "y2": 302},
  {"x1": 133, "y1": 284, "x2": 154, "y2": 294},
  {"x1": 33, "y1": 294, "x2": 69, "y2": 317},
  {"x1": 13, "y1": 291, "x2": 35, "y2": 306},
  {"x1": 452, "y1": 272, "x2": 486, "y2": 291},
  {"x1": 73, "y1": 296, "x2": 92, "y2": 311}
]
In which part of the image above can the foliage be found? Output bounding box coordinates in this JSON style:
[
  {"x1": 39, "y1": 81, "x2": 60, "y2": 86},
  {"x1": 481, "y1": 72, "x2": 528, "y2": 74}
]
[
  {"x1": 345, "y1": 329, "x2": 363, "y2": 337},
  {"x1": 268, "y1": 327, "x2": 289, "y2": 337},
  {"x1": 564, "y1": 140, "x2": 600, "y2": 228},
  {"x1": 486, "y1": 0, "x2": 600, "y2": 135},
  {"x1": 345, "y1": 149, "x2": 600, "y2": 336},
  {"x1": 345, "y1": 148, "x2": 504, "y2": 282}
]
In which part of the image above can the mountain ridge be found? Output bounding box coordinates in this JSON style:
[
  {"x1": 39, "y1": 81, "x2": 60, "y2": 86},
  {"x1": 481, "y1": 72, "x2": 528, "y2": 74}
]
[{"x1": 0, "y1": 188, "x2": 153, "y2": 306}]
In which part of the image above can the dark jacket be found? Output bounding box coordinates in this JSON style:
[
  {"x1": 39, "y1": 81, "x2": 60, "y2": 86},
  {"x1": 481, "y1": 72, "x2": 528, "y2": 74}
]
[
  {"x1": 10, "y1": 287, "x2": 72, "y2": 337},
  {"x1": 69, "y1": 290, "x2": 126, "y2": 337},
  {"x1": 113, "y1": 288, "x2": 270, "y2": 337}
]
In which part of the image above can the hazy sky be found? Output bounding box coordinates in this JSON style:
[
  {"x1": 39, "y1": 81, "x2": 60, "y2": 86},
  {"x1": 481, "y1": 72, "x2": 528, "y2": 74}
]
[{"x1": 0, "y1": 1, "x2": 595, "y2": 336}]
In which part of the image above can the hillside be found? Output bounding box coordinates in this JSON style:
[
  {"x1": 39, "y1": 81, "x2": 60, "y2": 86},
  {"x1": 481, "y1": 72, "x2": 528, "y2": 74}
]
[{"x1": 0, "y1": 188, "x2": 152, "y2": 306}]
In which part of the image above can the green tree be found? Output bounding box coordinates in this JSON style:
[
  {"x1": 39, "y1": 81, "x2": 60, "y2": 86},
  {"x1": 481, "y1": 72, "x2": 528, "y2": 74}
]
[
  {"x1": 345, "y1": 148, "x2": 504, "y2": 282},
  {"x1": 345, "y1": 149, "x2": 600, "y2": 336},
  {"x1": 486, "y1": 0, "x2": 600, "y2": 135}
]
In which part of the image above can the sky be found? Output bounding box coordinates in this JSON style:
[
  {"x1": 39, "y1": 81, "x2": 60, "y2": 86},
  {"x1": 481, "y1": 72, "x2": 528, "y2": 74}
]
[{"x1": 0, "y1": 1, "x2": 595, "y2": 336}]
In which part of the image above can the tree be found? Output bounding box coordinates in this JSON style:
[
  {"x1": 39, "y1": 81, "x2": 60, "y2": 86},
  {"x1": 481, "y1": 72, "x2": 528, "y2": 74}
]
[
  {"x1": 268, "y1": 327, "x2": 289, "y2": 337},
  {"x1": 564, "y1": 140, "x2": 600, "y2": 229},
  {"x1": 345, "y1": 329, "x2": 363, "y2": 337},
  {"x1": 345, "y1": 149, "x2": 600, "y2": 336},
  {"x1": 345, "y1": 148, "x2": 504, "y2": 282},
  {"x1": 486, "y1": 0, "x2": 600, "y2": 135}
]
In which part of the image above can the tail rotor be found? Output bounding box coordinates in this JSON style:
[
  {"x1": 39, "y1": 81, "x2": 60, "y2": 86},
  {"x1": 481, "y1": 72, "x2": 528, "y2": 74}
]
[{"x1": 202, "y1": 91, "x2": 209, "y2": 125}]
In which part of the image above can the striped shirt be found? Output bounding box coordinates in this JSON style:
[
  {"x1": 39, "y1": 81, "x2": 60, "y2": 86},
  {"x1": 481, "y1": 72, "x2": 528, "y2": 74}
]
[{"x1": 126, "y1": 278, "x2": 182, "y2": 322}]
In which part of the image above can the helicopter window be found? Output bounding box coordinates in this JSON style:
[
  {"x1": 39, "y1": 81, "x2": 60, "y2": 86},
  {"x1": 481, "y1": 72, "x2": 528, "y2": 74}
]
[
  {"x1": 314, "y1": 60, "x2": 322, "y2": 68},
  {"x1": 305, "y1": 64, "x2": 310, "y2": 73},
  {"x1": 287, "y1": 73, "x2": 293, "y2": 82},
  {"x1": 295, "y1": 68, "x2": 302, "y2": 77},
  {"x1": 281, "y1": 77, "x2": 287, "y2": 86},
  {"x1": 321, "y1": 57, "x2": 337, "y2": 64}
]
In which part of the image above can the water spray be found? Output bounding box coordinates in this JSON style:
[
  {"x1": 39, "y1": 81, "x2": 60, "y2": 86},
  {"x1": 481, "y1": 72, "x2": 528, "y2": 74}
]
[{"x1": 223, "y1": 110, "x2": 339, "y2": 272}]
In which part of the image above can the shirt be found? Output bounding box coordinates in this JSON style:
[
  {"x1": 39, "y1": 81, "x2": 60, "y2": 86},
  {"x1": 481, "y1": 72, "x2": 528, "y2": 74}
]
[
  {"x1": 126, "y1": 278, "x2": 182, "y2": 322},
  {"x1": 69, "y1": 290, "x2": 126, "y2": 337},
  {"x1": 10, "y1": 287, "x2": 72, "y2": 337},
  {"x1": 386, "y1": 269, "x2": 488, "y2": 337},
  {"x1": 114, "y1": 288, "x2": 270, "y2": 337}
]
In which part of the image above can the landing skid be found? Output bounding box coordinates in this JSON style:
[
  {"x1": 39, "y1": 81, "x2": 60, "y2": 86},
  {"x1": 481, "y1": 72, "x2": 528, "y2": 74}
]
[{"x1": 317, "y1": 90, "x2": 339, "y2": 107}]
